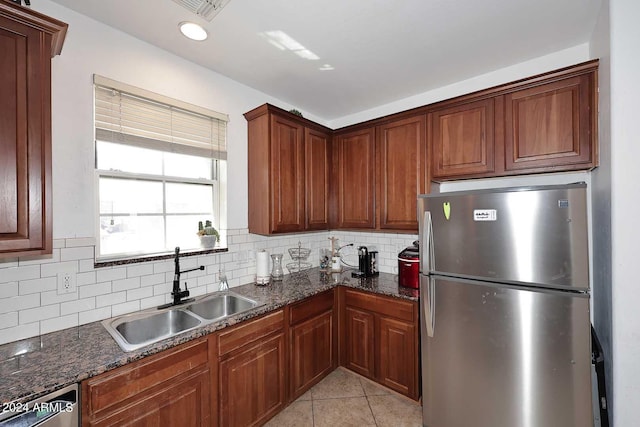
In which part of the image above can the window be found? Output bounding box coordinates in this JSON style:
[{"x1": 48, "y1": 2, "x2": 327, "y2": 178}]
[{"x1": 94, "y1": 75, "x2": 228, "y2": 261}]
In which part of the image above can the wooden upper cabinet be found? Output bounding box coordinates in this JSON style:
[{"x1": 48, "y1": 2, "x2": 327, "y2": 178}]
[
  {"x1": 376, "y1": 115, "x2": 427, "y2": 230},
  {"x1": 431, "y1": 60, "x2": 598, "y2": 181},
  {"x1": 0, "y1": 3, "x2": 67, "y2": 259},
  {"x1": 430, "y1": 98, "x2": 495, "y2": 179},
  {"x1": 504, "y1": 74, "x2": 596, "y2": 172},
  {"x1": 305, "y1": 128, "x2": 331, "y2": 230},
  {"x1": 245, "y1": 104, "x2": 331, "y2": 235},
  {"x1": 334, "y1": 128, "x2": 376, "y2": 229},
  {"x1": 270, "y1": 114, "x2": 305, "y2": 233}
]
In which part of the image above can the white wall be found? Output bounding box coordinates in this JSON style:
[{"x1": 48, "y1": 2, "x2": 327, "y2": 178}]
[
  {"x1": 329, "y1": 44, "x2": 590, "y2": 129},
  {"x1": 0, "y1": 0, "x2": 604, "y2": 354},
  {"x1": 609, "y1": 0, "x2": 640, "y2": 424},
  {"x1": 589, "y1": 0, "x2": 614, "y2": 423}
]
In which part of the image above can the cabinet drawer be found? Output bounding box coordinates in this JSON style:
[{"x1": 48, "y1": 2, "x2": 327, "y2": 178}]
[
  {"x1": 218, "y1": 310, "x2": 284, "y2": 357},
  {"x1": 83, "y1": 338, "x2": 208, "y2": 419},
  {"x1": 290, "y1": 290, "x2": 334, "y2": 325},
  {"x1": 344, "y1": 289, "x2": 415, "y2": 322}
]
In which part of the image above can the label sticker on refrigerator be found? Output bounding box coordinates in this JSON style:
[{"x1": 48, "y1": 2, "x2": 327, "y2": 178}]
[
  {"x1": 473, "y1": 209, "x2": 497, "y2": 221},
  {"x1": 558, "y1": 199, "x2": 569, "y2": 208},
  {"x1": 443, "y1": 202, "x2": 451, "y2": 220}
]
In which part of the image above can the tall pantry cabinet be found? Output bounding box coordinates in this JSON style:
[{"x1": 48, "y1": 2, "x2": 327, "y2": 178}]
[{"x1": 0, "y1": 2, "x2": 67, "y2": 259}]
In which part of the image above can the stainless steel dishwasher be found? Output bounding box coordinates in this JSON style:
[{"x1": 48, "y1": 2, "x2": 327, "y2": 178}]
[{"x1": 0, "y1": 383, "x2": 79, "y2": 427}]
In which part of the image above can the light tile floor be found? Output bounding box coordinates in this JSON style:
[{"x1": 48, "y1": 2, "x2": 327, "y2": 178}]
[{"x1": 265, "y1": 367, "x2": 423, "y2": 427}]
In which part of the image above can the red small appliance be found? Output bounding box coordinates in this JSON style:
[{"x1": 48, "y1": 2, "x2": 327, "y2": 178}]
[{"x1": 398, "y1": 241, "x2": 420, "y2": 289}]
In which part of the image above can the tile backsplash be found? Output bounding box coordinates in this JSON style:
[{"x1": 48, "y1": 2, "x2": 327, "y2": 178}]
[{"x1": 0, "y1": 229, "x2": 417, "y2": 345}]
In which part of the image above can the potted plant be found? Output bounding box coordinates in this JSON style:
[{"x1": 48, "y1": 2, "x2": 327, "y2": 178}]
[{"x1": 197, "y1": 220, "x2": 219, "y2": 249}]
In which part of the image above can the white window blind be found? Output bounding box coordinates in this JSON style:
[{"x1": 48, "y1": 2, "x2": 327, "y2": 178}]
[{"x1": 94, "y1": 74, "x2": 228, "y2": 160}]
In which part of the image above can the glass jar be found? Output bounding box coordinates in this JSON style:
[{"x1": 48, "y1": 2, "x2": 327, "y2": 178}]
[{"x1": 271, "y1": 253, "x2": 284, "y2": 280}]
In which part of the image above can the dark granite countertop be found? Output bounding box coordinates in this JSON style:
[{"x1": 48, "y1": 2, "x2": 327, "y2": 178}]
[{"x1": 0, "y1": 269, "x2": 418, "y2": 405}]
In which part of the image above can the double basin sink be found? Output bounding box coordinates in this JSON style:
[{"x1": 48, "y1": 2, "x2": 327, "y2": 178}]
[{"x1": 103, "y1": 292, "x2": 263, "y2": 352}]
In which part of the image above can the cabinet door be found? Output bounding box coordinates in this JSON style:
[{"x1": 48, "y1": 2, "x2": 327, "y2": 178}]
[
  {"x1": 376, "y1": 115, "x2": 427, "y2": 230},
  {"x1": 504, "y1": 75, "x2": 595, "y2": 172},
  {"x1": 334, "y1": 128, "x2": 376, "y2": 229},
  {"x1": 378, "y1": 316, "x2": 417, "y2": 398},
  {"x1": 305, "y1": 128, "x2": 330, "y2": 230},
  {"x1": 270, "y1": 114, "x2": 305, "y2": 233},
  {"x1": 219, "y1": 333, "x2": 286, "y2": 427},
  {"x1": 290, "y1": 310, "x2": 334, "y2": 399},
  {"x1": 0, "y1": 14, "x2": 55, "y2": 257},
  {"x1": 431, "y1": 98, "x2": 495, "y2": 179},
  {"x1": 344, "y1": 306, "x2": 375, "y2": 378},
  {"x1": 88, "y1": 368, "x2": 210, "y2": 427}
]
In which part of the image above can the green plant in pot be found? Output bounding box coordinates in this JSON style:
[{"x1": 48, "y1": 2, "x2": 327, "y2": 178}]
[{"x1": 197, "y1": 220, "x2": 219, "y2": 248}]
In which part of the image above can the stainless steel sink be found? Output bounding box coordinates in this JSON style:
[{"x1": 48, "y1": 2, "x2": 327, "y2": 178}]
[
  {"x1": 103, "y1": 292, "x2": 263, "y2": 352},
  {"x1": 104, "y1": 308, "x2": 202, "y2": 352},
  {"x1": 186, "y1": 293, "x2": 260, "y2": 321}
]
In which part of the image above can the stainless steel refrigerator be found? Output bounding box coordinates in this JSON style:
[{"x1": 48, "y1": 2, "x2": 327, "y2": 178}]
[{"x1": 418, "y1": 183, "x2": 592, "y2": 427}]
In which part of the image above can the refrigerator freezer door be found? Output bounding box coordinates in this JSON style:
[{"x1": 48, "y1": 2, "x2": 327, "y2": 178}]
[
  {"x1": 420, "y1": 275, "x2": 592, "y2": 427},
  {"x1": 418, "y1": 184, "x2": 589, "y2": 291}
]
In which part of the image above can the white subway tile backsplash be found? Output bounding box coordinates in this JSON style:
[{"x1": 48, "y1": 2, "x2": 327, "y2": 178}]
[
  {"x1": 41, "y1": 314, "x2": 78, "y2": 334},
  {"x1": 61, "y1": 297, "x2": 96, "y2": 316},
  {"x1": 126, "y1": 287, "x2": 153, "y2": 301},
  {"x1": 40, "y1": 290, "x2": 79, "y2": 305},
  {"x1": 96, "y1": 291, "x2": 126, "y2": 308},
  {"x1": 1, "y1": 265, "x2": 41, "y2": 283},
  {"x1": 60, "y1": 246, "x2": 94, "y2": 261},
  {"x1": 0, "y1": 282, "x2": 18, "y2": 298},
  {"x1": 19, "y1": 277, "x2": 57, "y2": 295},
  {"x1": 140, "y1": 273, "x2": 165, "y2": 288},
  {"x1": 0, "y1": 322, "x2": 39, "y2": 344},
  {"x1": 41, "y1": 261, "x2": 79, "y2": 277},
  {"x1": 65, "y1": 237, "x2": 96, "y2": 248},
  {"x1": 112, "y1": 277, "x2": 140, "y2": 293},
  {"x1": 140, "y1": 295, "x2": 165, "y2": 310},
  {"x1": 76, "y1": 271, "x2": 96, "y2": 287},
  {"x1": 79, "y1": 282, "x2": 112, "y2": 299},
  {"x1": 0, "y1": 229, "x2": 406, "y2": 345},
  {"x1": 112, "y1": 301, "x2": 140, "y2": 317},
  {"x1": 78, "y1": 259, "x2": 95, "y2": 272},
  {"x1": 127, "y1": 263, "x2": 153, "y2": 278},
  {"x1": 0, "y1": 294, "x2": 40, "y2": 315},
  {"x1": 79, "y1": 307, "x2": 111, "y2": 325},
  {"x1": 0, "y1": 312, "x2": 18, "y2": 329},
  {"x1": 96, "y1": 267, "x2": 127, "y2": 283},
  {"x1": 19, "y1": 304, "x2": 60, "y2": 324}
]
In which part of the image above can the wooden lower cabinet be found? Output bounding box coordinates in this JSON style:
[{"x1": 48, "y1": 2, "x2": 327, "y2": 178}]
[
  {"x1": 378, "y1": 316, "x2": 417, "y2": 396},
  {"x1": 216, "y1": 310, "x2": 286, "y2": 427},
  {"x1": 219, "y1": 334, "x2": 286, "y2": 427},
  {"x1": 341, "y1": 288, "x2": 420, "y2": 400},
  {"x1": 81, "y1": 339, "x2": 210, "y2": 427},
  {"x1": 289, "y1": 290, "x2": 337, "y2": 400},
  {"x1": 344, "y1": 306, "x2": 375, "y2": 378}
]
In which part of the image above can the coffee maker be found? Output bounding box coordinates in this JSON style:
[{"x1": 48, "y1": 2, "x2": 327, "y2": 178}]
[{"x1": 351, "y1": 246, "x2": 379, "y2": 278}]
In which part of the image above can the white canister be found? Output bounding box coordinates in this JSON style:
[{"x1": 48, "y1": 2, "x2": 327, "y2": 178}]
[{"x1": 256, "y1": 250, "x2": 270, "y2": 285}]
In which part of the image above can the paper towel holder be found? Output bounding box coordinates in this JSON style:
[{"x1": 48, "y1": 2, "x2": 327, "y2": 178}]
[{"x1": 255, "y1": 249, "x2": 270, "y2": 286}]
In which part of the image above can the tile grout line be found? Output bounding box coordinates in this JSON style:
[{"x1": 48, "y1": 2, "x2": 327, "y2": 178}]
[{"x1": 360, "y1": 377, "x2": 380, "y2": 427}]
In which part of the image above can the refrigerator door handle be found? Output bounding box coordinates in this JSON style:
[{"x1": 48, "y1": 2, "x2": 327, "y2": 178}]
[
  {"x1": 423, "y1": 276, "x2": 435, "y2": 337},
  {"x1": 422, "y1": 211, "x2": 434, "y2": 273}
]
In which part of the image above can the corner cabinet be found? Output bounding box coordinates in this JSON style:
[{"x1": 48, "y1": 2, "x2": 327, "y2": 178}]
[
  {"x1": 340, "y1": 288, "x2": 420, "y2": 400},
  {"x1": 245, "y1": 104, "x2": 331, "y2": 235},
  {"x1": 376, "y1": 115, "x2": 427, "y2": 230},
  {"x1": 333, "y1": 127, "x2": 376, "y2": 229},
  {"x1": 0, "y1": 3, "x2": 67, "y2": 259}
]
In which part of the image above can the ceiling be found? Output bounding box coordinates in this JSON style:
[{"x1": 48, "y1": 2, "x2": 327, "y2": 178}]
[{"x1": 50, "y1": 0, "x2": 602, "y2": 121}]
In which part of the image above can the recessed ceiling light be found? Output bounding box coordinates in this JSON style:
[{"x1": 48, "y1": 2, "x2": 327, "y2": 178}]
[{"x1": 179, "y1": 22, "x2": 208, "y2": 41}]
